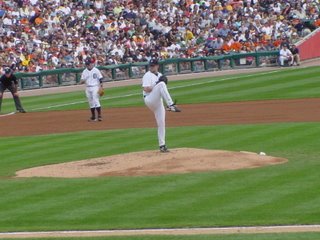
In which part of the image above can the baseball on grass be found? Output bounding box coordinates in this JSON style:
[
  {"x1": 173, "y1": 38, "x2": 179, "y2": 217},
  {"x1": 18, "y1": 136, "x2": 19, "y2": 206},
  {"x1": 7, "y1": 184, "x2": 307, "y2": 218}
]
[{"x1": 259, "y1": 152, "x2": 266, "y2": 156}]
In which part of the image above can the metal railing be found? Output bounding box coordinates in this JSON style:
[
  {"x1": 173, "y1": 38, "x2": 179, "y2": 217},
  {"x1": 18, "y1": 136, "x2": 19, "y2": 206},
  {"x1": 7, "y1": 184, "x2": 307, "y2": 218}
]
[{"x1": 16, "y1": 51, "x2": 279, "y2": 90}]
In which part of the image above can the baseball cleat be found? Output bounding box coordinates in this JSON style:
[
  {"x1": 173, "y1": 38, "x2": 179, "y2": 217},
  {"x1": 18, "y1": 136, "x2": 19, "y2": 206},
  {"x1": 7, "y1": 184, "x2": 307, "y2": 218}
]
[
  {"x1": 167, "y1": 104, "x2": 181, "y2": 112},
  {"x1": 17, "y1": 109, "x2": 26, "y2": 113},
  {"x1": 98, "y1": 116, "x2": 102, "y2": 121},
  {"x1": 159, "y1": 145, "x2": 170, "y2": 153},
  {"x1": 88, "y1": 117, "x2": 97, "y2": 122}
]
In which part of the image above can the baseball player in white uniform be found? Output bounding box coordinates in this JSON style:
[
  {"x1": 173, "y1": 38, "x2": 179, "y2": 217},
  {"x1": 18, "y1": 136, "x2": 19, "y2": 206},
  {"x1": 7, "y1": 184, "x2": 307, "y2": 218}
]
[
  {"x1": 142, "y1": 59, "x2": 181, "y2": 153},
  {"x1": 279, "y1": 44, "x2": 293, "y2": 66},
  {"x1": 80, "y1": 58, "x2": 104, "y2": 121}
]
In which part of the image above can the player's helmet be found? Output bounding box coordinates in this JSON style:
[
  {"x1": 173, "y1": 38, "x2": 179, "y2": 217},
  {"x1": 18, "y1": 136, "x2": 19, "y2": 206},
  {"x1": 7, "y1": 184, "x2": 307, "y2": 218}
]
[{"x1": 149, "y1": 58, "x2": 159, "y2": 66}]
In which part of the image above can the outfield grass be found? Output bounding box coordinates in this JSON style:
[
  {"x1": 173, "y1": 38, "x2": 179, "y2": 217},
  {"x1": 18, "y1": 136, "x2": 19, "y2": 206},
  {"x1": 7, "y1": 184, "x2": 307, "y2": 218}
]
[
  {"x1": 0, "y1": 66, "x2": 319, "y2": 239},
  {"x1": 2, "y1": 232, "x2": 320, "y2": 240}
]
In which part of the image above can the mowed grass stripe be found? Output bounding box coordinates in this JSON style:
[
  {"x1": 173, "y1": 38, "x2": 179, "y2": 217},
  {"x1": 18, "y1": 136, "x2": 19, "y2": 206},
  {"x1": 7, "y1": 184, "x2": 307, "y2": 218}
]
[
  {"x1": 121, "y1": 174, "x2": 219, "y2": 221},
  {"x1": 239, "y1": 173, "x2": 315, "y2": 211},
  {"x1": 251, "y1": 124, "x2": 320, "y2": 153},
  {"x1": 166, "y1": 124, "x2": 296, "y2": 152},
  {"x1": 232, "y1": 124, "x2": 316, "y2": 151},
  {"x1": 173, "y1": 70, "x2": 320, "y2": 103},
  {"x1": 161, "y1": 166, "x2": 320, "y2": 226},
  {"x1": 0, "y1": 178, "x2": 112, "y2": 210},
  {"x1": 14, "y1": 183, "x2": 121, "y2": 221},
  {"x1": 0, "y1": 129, "x2": 157, "y2": 176}
]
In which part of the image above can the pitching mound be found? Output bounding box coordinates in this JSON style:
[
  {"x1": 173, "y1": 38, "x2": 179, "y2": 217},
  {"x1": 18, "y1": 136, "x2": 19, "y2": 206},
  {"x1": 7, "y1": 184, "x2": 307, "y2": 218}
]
[{"x1": 15, "y1": 148, "x2": 287, "y2": 178}]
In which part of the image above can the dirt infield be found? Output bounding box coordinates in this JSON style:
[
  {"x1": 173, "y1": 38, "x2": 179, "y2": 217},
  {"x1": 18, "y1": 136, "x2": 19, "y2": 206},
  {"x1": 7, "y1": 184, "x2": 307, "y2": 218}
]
[{"x1": 1, "y1": 98, "x2": 320, "y2": 137}]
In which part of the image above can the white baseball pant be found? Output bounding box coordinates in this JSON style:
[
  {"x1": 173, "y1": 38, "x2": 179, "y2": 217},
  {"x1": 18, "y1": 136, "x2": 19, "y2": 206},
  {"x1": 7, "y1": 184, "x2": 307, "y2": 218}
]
[
  {"x1": 86, "y1": 86, "x2": 101, "y2": 108},
  {"x1": 144, "y1": 82, "x2": 174, "y2": 146},
  {"x1": 279, "y1": 56, "x2": 293, "y2": 66}
]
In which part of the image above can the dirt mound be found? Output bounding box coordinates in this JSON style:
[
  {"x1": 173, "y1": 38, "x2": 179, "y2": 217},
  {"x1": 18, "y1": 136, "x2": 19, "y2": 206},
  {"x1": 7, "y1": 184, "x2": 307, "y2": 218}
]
[{"x1": 15, "y1": 148, "x2": 287, "y2": 178}]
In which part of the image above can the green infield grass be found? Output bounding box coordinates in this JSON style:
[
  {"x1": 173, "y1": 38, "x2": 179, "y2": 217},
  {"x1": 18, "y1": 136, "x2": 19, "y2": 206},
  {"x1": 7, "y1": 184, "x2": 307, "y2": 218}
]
[{"x1": 0, "y1": 66, "x2": 319, "y2": 239}]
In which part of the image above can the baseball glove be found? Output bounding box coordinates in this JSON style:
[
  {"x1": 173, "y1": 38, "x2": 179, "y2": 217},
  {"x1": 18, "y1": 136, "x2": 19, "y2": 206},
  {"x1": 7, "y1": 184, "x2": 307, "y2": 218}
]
[
  {"x1": 157, "y1": 75, "x2": 168, "y2": 85},
  {"x1": 98, "y1": 87, "x2": 104, "y2": 96}
]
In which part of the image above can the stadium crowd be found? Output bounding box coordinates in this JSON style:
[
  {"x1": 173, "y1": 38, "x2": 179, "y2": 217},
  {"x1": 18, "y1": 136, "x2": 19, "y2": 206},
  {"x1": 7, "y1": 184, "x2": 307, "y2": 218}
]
[{"x1": 0, "y1": 0, "x2": 319, "y2": 72}]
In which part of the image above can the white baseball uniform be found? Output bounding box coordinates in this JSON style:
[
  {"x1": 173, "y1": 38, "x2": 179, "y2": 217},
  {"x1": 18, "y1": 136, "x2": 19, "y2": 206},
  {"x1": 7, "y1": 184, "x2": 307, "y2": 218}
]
[
  {"x1": 142, "y1": 71, "x2": 174, "y2": 147},
  {"x1": 81, "y1": 67, "x2": 103, "y2": 108},
  {"x1": 279, "y1": 48, "x2": 293, "y2": 66}
]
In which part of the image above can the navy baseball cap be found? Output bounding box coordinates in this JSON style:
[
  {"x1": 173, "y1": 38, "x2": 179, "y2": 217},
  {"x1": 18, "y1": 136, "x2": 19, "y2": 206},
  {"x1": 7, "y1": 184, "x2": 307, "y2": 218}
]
[
  {"x1": 149, "y1": 59, "x2": 159, "y2": 66},
  {"x1": 4, "y1": 67, "x2": 11, "y2": 74},
  {"x1": 85, "y1": 58, "x2": 92, "y2": 65}
]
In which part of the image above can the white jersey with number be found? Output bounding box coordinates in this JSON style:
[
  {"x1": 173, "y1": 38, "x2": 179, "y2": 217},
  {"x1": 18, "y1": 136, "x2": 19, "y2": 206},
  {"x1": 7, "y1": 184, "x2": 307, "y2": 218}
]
[
  {"x1": 81, "y1": 67, "x2": 103, "y2": 108},
  {"x1": 81, "y1": 67, "x2": 103, "y2": 87}
]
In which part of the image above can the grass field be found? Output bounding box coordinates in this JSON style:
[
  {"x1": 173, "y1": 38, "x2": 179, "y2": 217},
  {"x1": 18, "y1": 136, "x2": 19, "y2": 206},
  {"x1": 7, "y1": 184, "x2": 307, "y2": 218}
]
[
  {"x1": 1, "y1": 233, "x2": 320, "y2": 240},
  {"x1": 0, "y1": 66, "x2": 320, "y2": 239}
]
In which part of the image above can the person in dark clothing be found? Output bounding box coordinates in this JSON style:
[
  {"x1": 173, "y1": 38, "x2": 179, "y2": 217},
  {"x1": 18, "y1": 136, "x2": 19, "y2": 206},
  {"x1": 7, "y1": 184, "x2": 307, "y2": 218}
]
[
  {"x1": 290, "y1": 44, "x2": 300, "y2": 66},
  {"x1": 0, "y1": 68, "x2": 26, "y2": 113}
]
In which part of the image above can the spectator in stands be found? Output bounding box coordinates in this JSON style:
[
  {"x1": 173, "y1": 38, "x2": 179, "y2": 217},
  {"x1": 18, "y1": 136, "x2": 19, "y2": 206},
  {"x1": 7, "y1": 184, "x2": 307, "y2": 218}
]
[{"x1": 0, "y1": 0, "x2": 319, "y2": 72}]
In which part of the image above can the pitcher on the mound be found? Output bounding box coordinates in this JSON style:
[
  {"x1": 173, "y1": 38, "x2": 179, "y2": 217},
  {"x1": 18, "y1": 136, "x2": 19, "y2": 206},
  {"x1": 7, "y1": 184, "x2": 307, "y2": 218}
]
[{"x1": 142, "y1": 59, "x2": 181, "y2": 153}]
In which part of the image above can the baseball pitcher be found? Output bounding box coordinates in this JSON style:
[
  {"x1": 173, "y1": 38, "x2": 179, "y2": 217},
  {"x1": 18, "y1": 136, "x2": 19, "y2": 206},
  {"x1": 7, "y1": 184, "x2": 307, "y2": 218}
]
[{"x1": 142, "y1": 59, "x2": 181, "y2": 153}]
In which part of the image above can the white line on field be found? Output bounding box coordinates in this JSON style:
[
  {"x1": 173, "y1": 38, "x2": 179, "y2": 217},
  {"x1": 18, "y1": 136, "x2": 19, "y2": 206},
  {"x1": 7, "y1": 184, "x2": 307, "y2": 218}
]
[
  {"x1": 0, "y1": 225, "x2": 319, "y2": 238},
  {"x1": 30, "y1": 70, "x2": 280, "y2": 111},
  {"x1": 0, "y1": 112, "x2": 15, "y2": 117}
]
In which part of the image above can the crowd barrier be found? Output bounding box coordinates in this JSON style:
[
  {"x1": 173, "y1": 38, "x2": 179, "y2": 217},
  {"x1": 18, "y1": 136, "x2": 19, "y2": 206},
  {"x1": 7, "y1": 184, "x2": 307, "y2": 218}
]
[
  {"x1": 16, "y1": 51, "x2": 279, "y2": 90},
  {"x1": 296, "y1": 28, "x2": 320, "y2": 61}
]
